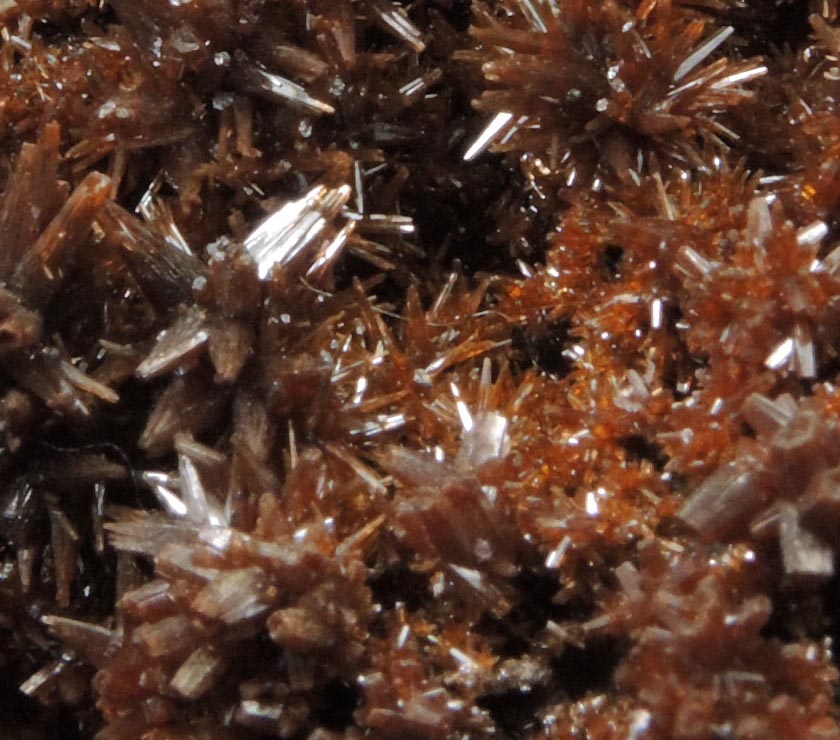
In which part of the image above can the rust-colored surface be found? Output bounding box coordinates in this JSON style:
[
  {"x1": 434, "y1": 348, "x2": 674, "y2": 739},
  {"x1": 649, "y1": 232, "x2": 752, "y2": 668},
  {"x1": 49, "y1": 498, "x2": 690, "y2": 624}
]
[{"x1": 2, "y1": 1, "x2": 840, "y2": 738}]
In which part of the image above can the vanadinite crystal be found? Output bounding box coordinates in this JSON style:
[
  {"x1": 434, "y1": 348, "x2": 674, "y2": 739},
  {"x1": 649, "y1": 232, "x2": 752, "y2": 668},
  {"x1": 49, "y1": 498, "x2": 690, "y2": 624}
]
[{"x1": 5, "y1": 0, "x2": 840, "y2": 738}]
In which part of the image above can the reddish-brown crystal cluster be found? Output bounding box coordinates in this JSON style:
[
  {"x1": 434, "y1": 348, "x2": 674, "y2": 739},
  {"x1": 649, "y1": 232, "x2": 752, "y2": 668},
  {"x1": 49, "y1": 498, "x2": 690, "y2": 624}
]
[{"x1": 5, "y1": 0, "x2": 840, "y2": 738}]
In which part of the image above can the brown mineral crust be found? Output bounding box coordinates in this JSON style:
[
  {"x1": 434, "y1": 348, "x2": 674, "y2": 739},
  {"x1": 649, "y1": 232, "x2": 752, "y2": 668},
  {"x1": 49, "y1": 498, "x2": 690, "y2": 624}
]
[
  {"x1": 3, "y1": 0, "x2": 840, "y2": 739},
  {"x1": 597, "y1": 542, "x2": 840, "y2": 740}
]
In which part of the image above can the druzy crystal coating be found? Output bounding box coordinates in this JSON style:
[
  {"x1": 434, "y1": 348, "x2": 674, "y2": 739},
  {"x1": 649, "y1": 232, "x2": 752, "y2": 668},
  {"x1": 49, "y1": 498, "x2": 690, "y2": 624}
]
[{"x1": 3, "y1": 0, "x2": 840, "y2": 738}]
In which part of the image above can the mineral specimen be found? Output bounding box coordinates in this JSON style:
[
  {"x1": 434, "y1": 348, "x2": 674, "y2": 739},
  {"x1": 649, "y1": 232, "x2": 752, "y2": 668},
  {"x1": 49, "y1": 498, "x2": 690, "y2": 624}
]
[{"x1": 2, "y1": 0, "x2": 840, "y2": 738}]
